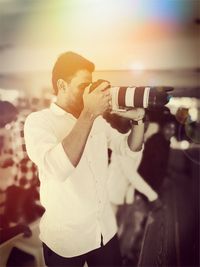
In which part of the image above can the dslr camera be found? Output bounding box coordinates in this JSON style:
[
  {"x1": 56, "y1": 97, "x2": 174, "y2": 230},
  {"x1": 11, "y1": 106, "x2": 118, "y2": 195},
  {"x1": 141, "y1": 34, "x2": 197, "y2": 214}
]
[{"x1": 88, "y1": 79, "x2": 173, "y2": 111}]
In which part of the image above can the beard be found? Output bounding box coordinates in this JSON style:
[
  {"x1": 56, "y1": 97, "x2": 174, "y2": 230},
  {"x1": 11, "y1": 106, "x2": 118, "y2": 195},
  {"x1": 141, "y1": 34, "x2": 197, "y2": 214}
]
[{"x1": 68, "y1": 97, "x2": 84, "y2": 118}]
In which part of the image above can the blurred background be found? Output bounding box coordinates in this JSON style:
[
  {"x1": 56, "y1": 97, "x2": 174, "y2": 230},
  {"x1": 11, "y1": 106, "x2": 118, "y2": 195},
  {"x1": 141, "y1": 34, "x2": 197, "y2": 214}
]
[{"x1": 0, "y1": 0, "x2": 199, "y2": 266}]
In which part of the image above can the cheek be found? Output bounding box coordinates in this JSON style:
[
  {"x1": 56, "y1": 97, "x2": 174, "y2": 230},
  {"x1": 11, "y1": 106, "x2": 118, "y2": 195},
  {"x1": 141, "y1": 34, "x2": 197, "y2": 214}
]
[
  {"x1": 74, "y1": 91, "x2": 84, "y2": 106},
  {"x1": 76, "y1": 91, "x2": 84, "y2": 100},
  {"x1": 71, "y1": 88, "x2": 82, "y2": 99}
]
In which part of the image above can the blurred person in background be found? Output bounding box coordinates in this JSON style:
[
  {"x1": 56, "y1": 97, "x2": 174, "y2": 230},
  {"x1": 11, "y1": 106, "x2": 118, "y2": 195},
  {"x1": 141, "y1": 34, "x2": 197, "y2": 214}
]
[
  {"x1": 0, "y1": 101, "x2": 18, "y2": 128},
  {"x1": 0, "y1": 101, "x2": 18, "y2": 170},
  {"x1": 7, "y1": 109, "x2": 43, "y2": 224},
  {"x1": 105, "y1": 113, "x2": 159, "y2": 265},
  {"x1": 105, "y1": 113, "x2": 159, "y2": 212},
  {"x1": 0, "y1": 101, "x2": 35, "y2": 242},
  {"x1": 107, "y1": 149, "x2": 158, "y2": 212},
  {"x1": 24, "y1": 51, "x2": 145, "y2": 267},
  {"x1": 138, "y1": 110, "x2": 177, "y2": 194},
  {"x1": 0, "y1": 101, "x2": 42, "y2": 229}
]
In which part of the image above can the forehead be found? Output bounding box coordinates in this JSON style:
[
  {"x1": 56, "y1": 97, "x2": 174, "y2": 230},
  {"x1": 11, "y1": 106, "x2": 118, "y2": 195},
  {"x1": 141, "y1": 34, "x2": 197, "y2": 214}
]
[{"x1": 73, "y1": 69, "x2": 92, "y2": 81}]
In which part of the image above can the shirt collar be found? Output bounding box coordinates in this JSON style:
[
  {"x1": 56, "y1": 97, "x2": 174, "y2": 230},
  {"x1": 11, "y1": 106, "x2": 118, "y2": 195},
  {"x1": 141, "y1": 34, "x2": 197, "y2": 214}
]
[{"x1": 50, "y1": 102, "x2": 76, "y2": 120}]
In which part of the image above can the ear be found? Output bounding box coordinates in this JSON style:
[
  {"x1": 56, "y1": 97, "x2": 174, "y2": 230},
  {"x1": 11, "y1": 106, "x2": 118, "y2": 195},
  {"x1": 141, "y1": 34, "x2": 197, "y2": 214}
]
[{"x1": 57, "y1": 79, "x2": 67, "y2": 92}]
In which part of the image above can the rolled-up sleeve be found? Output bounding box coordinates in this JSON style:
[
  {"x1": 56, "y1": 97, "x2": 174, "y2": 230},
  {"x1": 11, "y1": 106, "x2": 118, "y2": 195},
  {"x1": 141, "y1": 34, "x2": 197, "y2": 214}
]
[{"x1": 24, "y1": 113, "x2": 75, "y2": 182}]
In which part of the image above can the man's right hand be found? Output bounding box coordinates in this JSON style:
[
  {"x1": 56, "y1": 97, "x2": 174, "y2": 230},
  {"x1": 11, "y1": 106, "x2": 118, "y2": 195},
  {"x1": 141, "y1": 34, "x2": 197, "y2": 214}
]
[
  {"x1": 62, "y1": 81, "x2": 112, "y2": 167},
  {"x1": 83, "y1": 81, "x2": 111, "y2": 119}
]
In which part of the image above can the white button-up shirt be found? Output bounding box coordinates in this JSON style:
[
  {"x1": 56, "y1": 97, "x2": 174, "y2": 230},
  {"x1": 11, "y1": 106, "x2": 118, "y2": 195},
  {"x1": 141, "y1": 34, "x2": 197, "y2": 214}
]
[{"x1": 24, "y1": 103, "x2": 141, "y2": 257}]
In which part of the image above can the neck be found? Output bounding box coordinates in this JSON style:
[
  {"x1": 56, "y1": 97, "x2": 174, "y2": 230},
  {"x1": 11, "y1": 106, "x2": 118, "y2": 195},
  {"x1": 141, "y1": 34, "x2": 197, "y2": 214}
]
[{"x1": 55, "y1": 101, "x2": 82, "y2": 119}]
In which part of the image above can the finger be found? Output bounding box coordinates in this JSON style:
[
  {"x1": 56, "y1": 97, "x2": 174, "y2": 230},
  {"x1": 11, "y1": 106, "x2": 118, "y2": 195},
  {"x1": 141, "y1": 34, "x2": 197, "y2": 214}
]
[
  {"x1": 94, "y1": 82, "x2": 110, "y2": 93},
  {"x1": 103, "y1": 95, "x2": 112, "y2": 110},
  {"x1": 134, "y1": 108, "x2": 145, "y2": 113},
  {"x1": 103, "y1": 90, "x2": 111, "y2": 97},
  {"x1": 102, "y1": 95, "x2": 112, "y2": 104}
]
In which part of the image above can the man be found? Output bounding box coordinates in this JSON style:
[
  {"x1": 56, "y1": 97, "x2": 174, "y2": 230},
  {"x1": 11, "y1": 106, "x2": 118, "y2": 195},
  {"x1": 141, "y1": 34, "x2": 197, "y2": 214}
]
[{"x1": 24, "y1": 51, "x2": 145, "y2": 267}]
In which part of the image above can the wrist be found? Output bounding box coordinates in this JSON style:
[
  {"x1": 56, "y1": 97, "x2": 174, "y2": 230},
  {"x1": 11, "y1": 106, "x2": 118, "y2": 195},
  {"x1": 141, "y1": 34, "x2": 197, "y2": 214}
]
[
  {"x1": 81, "y1": 108, "x2": 96, "y2": 122},
  {"x1": 130, "y1": 117, "x2": 145, "y2": 126}
]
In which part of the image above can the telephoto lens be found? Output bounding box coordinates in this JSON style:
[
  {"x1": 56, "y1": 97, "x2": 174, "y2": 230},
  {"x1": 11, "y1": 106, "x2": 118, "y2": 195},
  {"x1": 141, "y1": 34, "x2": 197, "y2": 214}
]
[
  {"x1": 88, "y1": 79, "x2": 173, "y2": 110},
  {"x1": 111, "y1": 85, "x2": 173, "y2": 111}
]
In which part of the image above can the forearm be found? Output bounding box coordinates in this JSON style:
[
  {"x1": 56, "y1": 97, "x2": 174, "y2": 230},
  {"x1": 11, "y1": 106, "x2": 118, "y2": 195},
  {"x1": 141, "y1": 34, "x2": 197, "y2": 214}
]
[
  {"x1": 133, "y1": 172, "x2": 158, "y2": 201},
  {"x1": 128, "y1": 123, "x2": 145, "y2": 151},
  {"x1": 62, "y1": 109, "x2": 95, "y2": 167}
]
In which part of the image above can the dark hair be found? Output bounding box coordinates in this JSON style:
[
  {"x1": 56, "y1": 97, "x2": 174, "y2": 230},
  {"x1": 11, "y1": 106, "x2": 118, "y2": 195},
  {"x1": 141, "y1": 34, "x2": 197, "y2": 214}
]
[
  {"x1": 0, "y1": 101, "x2": 18, "y2": 116},
  {"x1": 159, "y1": 115, "x2": 177, "y2": 129},
  {"x1": 0, "y1": 101, "x2": 18, "y2": 127},
  {"x1": 52, "y1": 51, "x2": 95, "y2": 95}
]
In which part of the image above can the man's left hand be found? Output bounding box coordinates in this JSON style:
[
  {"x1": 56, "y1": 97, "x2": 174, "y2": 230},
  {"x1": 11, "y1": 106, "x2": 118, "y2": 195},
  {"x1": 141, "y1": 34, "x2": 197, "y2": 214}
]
[{"x1": 111, "y1": 108, "x2": 145, "y2": 121}]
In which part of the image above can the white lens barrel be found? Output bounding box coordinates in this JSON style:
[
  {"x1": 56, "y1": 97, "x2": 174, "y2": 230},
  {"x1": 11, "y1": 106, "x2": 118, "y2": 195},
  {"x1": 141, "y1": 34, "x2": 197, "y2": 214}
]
[
  {"x1": 143, "y1": 87, "x2": 150, "y2": 108},
  {"x1": 125, "y1": 87, "x2": 136, "y2": 107},
  {"x1": 110, "y1": 86, "x2": 151, "y2": 110}
]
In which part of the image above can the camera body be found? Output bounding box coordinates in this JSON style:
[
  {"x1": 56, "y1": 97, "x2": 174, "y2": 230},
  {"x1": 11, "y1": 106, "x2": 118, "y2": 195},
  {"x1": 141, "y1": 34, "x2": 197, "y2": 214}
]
[{"x1": 89, "y1": 79, "x2": 173, "y2": 111}]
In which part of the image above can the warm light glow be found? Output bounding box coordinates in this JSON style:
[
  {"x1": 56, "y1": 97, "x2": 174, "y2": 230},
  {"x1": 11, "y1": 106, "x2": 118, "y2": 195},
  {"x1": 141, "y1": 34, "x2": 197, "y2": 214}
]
[
  {"x1": 170, "y1": 137, "x2": 190, "y2": 150},
  {"x1": 131, "y1": 62, "x2": 145, "y2": 71},
  {"x1": 0, "y1": 88, "x2": 19, "y2": 102},
  {"x1": 0, "y1": 0, "x2": 195, "y2": 72},
  {"x1": 180, "y1": 140, "x2": 190, "y2": 150},
  {"x1": 188, "y1": 108, "x2": 199, "y2": 122},
  {"x1": 167, "y1": 97, "x2": 199, "y2": 118}
]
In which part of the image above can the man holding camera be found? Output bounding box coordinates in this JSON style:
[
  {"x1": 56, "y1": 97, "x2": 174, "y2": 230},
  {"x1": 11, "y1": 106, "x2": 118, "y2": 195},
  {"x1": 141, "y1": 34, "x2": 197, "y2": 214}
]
[{"x1": 24, "y1": 51, "x2": 145, "y2": 267}]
